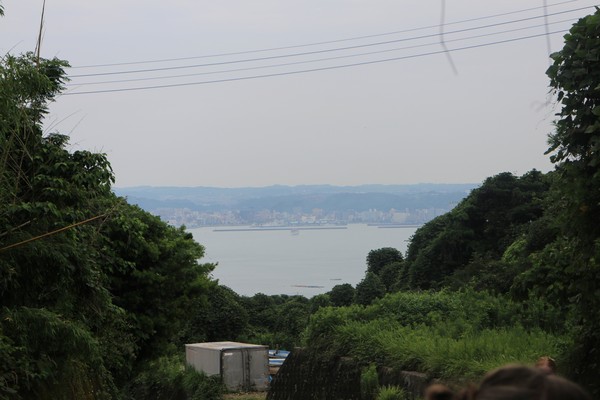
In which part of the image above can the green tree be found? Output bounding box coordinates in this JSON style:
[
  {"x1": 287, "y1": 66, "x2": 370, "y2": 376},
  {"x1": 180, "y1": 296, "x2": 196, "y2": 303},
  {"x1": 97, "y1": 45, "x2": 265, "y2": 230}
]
[
  {"x1": 540, "y1": 8, "x2": 600, "y2": 394},
  {"x1": 273, "y1": 297, "x2": 310, "y2": 348},
  {"x1": 309, "y1": 293, "x2": 332, "y2": 313},
  {"x1": 405, "y1": 171, "x2": 549, "y2": 290},
  {"x1": 407, "y1": 213, "x2": 475, "y2": 289},
  {"x1": 379, "y1": 261, "x2": 406, "y2": 292},
  {"x1": 188, "y1": 284, "x2": 248, "y2": 343},
  {"x1": 0, "y1": 53, "x2": 121, "y2": 398},
  {"x1": 329, "y1": 283, "x2": 356, "y2": 307},
  {"x1": 354, "y1": 272, "x2": 385, "y2": 306},
  {"x1": 0, "y1": 52, "x2": 218, "y2": 398},
  {"x1": 100, "y1": 202, "x2": 214, "y2": 362},
  {"x1": 366, "y1": 248, "x2": 403, "y2": 276},
  {"x1": 239, "y1": 293, "x2": 314, "y2": 349},
  {"x1": 242, "y1": 293, "x2": 278, "y2": 332}
]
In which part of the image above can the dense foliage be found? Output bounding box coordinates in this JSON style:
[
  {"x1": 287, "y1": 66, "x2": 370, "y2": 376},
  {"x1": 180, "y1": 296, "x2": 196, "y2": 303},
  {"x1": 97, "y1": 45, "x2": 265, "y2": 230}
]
[
  {"x1": 303, "y1": 290, "x2": 568, "y2": 382},
  {"x1": 541, "y1": 8, "x2": 600, "y2": 393},
  {"x1": 0, "y1": 53, "x2": 224, "y2": 399},
  {"x1": 1, "y1": 53, "x2": 117, "y2": 398},
  {"x1": 405, "y1": 170, "x2": 551, "y2": 291}
]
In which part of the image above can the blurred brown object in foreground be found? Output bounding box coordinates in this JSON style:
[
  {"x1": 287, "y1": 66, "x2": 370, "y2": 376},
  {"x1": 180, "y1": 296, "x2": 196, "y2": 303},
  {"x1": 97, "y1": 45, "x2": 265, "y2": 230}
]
[
  {"x1": 424, "y1": 383, "x2": 453, "y2": 400},
  {"x1": 455, "y1": 365, "x2": 590, "y2": 400},
  {"x1": 535, "y1": 356, "x2": 557, "y2": 373}
]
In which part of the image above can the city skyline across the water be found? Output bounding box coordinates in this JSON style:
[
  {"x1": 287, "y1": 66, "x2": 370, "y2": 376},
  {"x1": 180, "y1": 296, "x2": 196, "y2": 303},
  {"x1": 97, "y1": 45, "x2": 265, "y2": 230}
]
[{"x1": 114, "y1": 182, "x2": 477, "y2": 227}]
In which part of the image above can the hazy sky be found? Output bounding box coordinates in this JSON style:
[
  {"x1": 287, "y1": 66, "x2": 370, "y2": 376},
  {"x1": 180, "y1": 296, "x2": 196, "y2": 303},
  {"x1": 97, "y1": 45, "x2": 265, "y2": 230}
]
[{"x1": 1, "y1": 0, "x2": 597, "y2": 188}]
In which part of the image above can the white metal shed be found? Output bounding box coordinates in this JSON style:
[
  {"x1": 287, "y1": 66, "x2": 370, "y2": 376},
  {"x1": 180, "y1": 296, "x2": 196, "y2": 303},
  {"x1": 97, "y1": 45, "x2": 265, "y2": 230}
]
[{"x1": 185, "y1": 341, "x2": 269, "y2": 392}]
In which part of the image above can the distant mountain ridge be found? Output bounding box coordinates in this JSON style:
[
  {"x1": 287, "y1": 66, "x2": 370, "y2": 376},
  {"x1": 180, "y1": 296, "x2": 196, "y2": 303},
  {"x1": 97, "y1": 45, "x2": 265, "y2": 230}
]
[{"x1": 113, "y1": 184, "x2": 478, "y2": 214}]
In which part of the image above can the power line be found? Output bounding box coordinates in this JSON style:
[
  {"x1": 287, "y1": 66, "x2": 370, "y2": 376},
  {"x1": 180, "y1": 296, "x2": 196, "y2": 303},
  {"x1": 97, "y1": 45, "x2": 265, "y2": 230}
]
[
  {"x1": 68, "y1": 5, "x2": 593, "y2": 79},
  {"x1": 68, "y1": 0, "x2": 580, "y2": 69},
  {"x1": 62, "y1": 29, "x2": 567, "y2": 96},
  {"x1": 67, "y1": 18, "x2": 575, "y2": 87},
  {"x1": 543, "y1": 0, "x2": 554, "y2": 63}
]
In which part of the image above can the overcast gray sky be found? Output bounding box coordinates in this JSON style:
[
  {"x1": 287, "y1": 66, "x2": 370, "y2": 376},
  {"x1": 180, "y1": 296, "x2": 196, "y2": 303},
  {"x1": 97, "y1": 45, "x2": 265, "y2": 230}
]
[{"x1": 1, "y1": 0, "x2": 597, "y2": 188}]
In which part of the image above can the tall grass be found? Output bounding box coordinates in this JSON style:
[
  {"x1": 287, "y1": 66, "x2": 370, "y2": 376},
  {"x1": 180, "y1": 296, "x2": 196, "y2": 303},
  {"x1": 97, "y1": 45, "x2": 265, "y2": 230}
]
[
  {"x1": 303, "y1": 289, "x2": 570, "y2": 383},
  {"x1": 376, "y1": 385, "x2": 406, "y2": 400},
  {"x1": 360, "y1": 364, "x2": 380, "y2": 400},
  {"x1": 375, "y1": 324, "x2": 568, "y2": 380},
  {"x1": 127, "y1": 354, "x2": 223, "y2": 400}
]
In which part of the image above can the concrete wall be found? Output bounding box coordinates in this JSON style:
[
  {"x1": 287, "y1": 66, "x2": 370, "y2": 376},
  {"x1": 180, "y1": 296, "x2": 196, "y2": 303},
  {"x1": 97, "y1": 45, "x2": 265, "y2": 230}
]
[{"x1": 267, "y1": 348, "x2": 432, "y2": 400}]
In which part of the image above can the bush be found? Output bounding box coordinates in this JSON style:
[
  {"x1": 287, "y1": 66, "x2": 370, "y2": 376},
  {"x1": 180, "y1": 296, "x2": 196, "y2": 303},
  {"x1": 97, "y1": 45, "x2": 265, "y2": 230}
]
[
  {"x1": 376, "y1": 385, "x2": 406, "y2": 400},
  {"x1": 360, "y1": 364, "x2": 380, "y2": 400},
  {"x1": 303, "y1": 290, "x2": 569, "y2": 383},
  {"x1": 127, "y1": 354, "x2": 223, "y2": 400}
]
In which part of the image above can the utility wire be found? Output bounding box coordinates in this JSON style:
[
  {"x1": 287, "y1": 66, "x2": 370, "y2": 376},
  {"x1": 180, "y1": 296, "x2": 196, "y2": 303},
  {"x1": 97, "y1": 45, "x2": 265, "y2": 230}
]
[
  {"x1": 543, "y1": 0, "x2": 554, "y2": 63},
  {"x1": 67, "y1": 18, "x2": 575, "y2": 87},
  {"x1": 68, "y1": 0, "x2": 580, "y2": 69},
  {"x1": 63, "y1": 29, "x2": 567, "y2": 96},
  {"x1": 68, "y1": 5, "x2": 593, "y2": 79}
]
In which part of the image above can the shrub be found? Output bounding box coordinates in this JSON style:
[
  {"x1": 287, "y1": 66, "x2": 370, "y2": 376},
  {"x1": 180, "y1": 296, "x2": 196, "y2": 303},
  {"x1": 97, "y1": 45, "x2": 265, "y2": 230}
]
[
  {"x1": 128, "y1": 354, "x2": 223, "y2": 400},
  {"x1": 360, "y1": 364, "x2": 380, "y2": 400},
  {"x1": 376, "y1": 385, "x2": 406, "y2": 400},
  {"x1": 303, "y1": 290, "x2": 569, "y2": 383}
]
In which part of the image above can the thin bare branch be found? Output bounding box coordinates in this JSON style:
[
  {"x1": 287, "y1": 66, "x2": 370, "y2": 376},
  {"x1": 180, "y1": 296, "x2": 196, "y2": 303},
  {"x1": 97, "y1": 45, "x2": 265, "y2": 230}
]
[{"x1": 440, "y1": 0, "x2": 459, "y2": 75}]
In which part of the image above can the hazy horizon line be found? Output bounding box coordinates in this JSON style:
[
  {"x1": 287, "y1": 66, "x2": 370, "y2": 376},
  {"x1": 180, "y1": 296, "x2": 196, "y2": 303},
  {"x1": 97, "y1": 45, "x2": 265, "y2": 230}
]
[{"x1": 113, "y1": 182, "x2": 480, "y2": 190}]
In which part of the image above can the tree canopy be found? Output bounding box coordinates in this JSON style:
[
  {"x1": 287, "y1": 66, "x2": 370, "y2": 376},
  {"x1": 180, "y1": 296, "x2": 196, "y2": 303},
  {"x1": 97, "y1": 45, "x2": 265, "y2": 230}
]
[
  {"x1": 405, "y1": 170, "x2": 550, "y2": 290},
  {"x1": 541, "y1": 8, "x2": 600, "y2": 393},
  {"x1": 0, "y1": 53, "x2": 220, "y2": 399}
]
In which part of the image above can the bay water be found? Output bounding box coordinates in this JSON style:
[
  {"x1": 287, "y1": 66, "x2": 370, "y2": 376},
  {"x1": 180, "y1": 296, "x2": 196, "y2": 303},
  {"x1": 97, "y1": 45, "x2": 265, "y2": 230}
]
[{"x1": 189, "y1": 224, "x2": 418, "y2": 297}]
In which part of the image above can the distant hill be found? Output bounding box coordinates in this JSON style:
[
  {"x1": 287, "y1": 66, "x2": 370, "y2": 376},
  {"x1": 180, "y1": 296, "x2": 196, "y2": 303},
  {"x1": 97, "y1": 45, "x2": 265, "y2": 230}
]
[
  {"x1": 113, "y1": 184, "x2": 478, "y2": 214},
  {"x1": 112, "y1": 184, "x2": 480, "y2": 227}
]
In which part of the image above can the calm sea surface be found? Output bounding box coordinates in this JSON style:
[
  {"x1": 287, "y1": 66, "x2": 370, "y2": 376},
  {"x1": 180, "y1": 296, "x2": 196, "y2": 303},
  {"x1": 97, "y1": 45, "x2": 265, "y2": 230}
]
[{"x1": 188, "y1": 224, "x2": 418, "y2": 297}]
